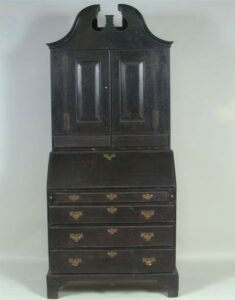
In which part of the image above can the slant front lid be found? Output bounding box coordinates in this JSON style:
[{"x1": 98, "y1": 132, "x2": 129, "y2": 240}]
[{"x1": 47, "y1": 151, "x2": 176, "y2": 189}]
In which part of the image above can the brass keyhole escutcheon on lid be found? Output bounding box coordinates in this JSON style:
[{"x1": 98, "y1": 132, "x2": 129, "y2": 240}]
[
  {"x1": 142, "y1": 193, "x2": 154, "y2": 201},
  {"x1": 69, "y1": 211, "x2": 83, "y2": 220},
  {"x1": 107, "y1": 206, "x2": 118, "y2": 214},
  {"x1": 69, "y1": 233, "x2": 84, "y2": 242},
  {"x1": 140, "y1": 232, "x2": 155, "y2": 241},
  {"x1": 107, "y1": 228, "x2": 118, "y2": 235},
  {"x1": 68, "y1": 194, "x2": 80, "y2": 202},
  {"x1": 140, "y1": 210, "x2": 155, "y2": 220},
  {"x1": 142, "y1": 257, "x2": 156, "y2": 266},
  {"x1": 103, "y1": 153, "x2": 116, "y2": 160},
  {"x1": 106, "y1": 193, "x2": 117, "y2": 200},
  {"x1": 68, "y1": 258, "x2": 82, "y2": 267},
  {"x1": 107, "y1": 251, "x2": 117, "y2": 258}
]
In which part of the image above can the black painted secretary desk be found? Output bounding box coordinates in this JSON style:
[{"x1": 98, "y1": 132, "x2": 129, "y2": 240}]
[{"x1": 46, "y1": 4, "x2": 178, "y2": 298}]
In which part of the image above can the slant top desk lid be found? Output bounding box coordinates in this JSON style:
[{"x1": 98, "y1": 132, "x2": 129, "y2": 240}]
[{"x1": 47, "y1": 151, "x2": 176, "y2": 189}]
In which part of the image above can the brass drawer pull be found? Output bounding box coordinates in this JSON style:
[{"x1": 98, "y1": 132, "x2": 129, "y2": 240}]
[
  {"x1": 68, "y1": 258, "x2": 82, "y2": 267},
  {"x1": 142, "y1": 193, "x2": 154, "y2": 201},
  {"x1": 142, "y1": 257, "x2": 156, "y2": 266},
  {"x1": 107, "y1": 228, "x2": 118, "y2": 235},
  {"x1": 107, "y1": 206, "x2": 118, "y2": 214},
  {"x1": 103, "y1": 153, "x2": 116, "y2": 160},
  {"x1": 140, "y1": 210, "x2": 155, "y2": 220},
  {"x1": 68, "y1": 194, "x2": 80, "y2": 202},
  {"x1": 140, "y1": 232, "x2": 155, "y2": 241},
  {"x1": 69, "y1": 233, "x2": 84, "y2": 242},
  {"x1": 107, "y1": 251, "x2": 117, "y2": 258},
  {"x1": 106, "y1": 193, "x2": 117, "y2": 200},
  {"x1": 69, "y1": 211, "x2": 83, "y2": 220}
]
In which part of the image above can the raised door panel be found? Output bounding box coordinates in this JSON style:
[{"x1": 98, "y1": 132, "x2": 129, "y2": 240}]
[
  {"x1": 110, "y1": 50, "x2": 170, "y2": 147},
  {"x1": 51, "y1": 50, "x2": 110, "y2": 147}
]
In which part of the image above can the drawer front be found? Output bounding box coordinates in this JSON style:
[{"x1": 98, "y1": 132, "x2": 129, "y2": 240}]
[
  {"x1": 51, "y1": 191, "x2": 171, "y2": 204},
  {"x1": 49, "y1": 225, "x2": 174, "y2": 249},
  {"x1": 49, "y1": 205, "x2": 175, "y2": 225},
  {"x1": 49, "y1": 249, "x2": 174, "y2": 273}
]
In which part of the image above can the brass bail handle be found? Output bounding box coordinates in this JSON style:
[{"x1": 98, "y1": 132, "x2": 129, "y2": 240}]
[
  {"x1": 103, "y1": 153, "x2": 116, "y2": 161},
  {"x1": 68, "y1": 258, "x2": 82, "y2": 267},
  {"x1": 69, "y1": 211, "x2": 83, "y2": 220},
  {"x1": 142, "y1": 257, "x2": 156, "y2": 266}
]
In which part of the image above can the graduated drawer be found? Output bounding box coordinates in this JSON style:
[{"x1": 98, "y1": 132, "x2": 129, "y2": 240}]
[
  {"x1": 51, "y1": 190, "x2": 171, "y2": 204},
  {"x1": 49, "y1": 205, "x2": 175, "y2": 225},
  {"x1": 49, "y1": 225, "x2": 174, "y2": 248},
  {"x1": 49, "y1": 249, "x2": 174, "y2": 274}
]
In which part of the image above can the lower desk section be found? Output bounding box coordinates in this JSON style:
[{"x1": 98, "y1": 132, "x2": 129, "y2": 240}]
[{"x1": 49, "y1": 249, "x2": 174, "y2": 274}]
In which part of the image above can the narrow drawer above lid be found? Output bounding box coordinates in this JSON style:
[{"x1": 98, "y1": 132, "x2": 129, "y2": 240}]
[{"x1": 47, "y1": 151, "x2": 176, "y2": 189}]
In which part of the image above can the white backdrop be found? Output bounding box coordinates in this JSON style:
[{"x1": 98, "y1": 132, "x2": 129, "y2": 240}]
[{"x1": 0, "y1": 0, "x2": 235, "y2": 262}]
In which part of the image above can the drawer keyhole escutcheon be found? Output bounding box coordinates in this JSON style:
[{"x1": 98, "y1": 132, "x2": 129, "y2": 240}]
[
  {"x1": 68, "y1": 258, "x2": 82, "y2": 267},
  {"x1": 140, "y1": 232, "x2": 155, "y2": 241},
  {"x1": 142, "y1": 257, "x2": 156, "y2": 266},
  {"x1": 69, "y1": 211, "x2": 83, "y2": 220},
  {"x1": 140, "y1": 210, "x2": 155, "y2": 220},
  {"x1": 106, "y1": 193, "x2": 117, "y2": 200},
  {"x1": 68, "y1": 194, "x2": 80, "y2": 202},
  {"x1": 107, "y1": 228, "x2": 118, "y2": 235},
  {"x1": 107, "y1": 207, "x2": 118, "y2": 214},
  {"x1": 107, "y1": 251, "x2": 117, "y2": 258},
  {"x1": 142, "y1": 193, "x2": 154, "y2": 201},
  {"x1": 69, "y1": 233, "x2": 84, "y2": 242},
  {"x1": 103, "y1": 153, "x2": 116, "y2": 160}
]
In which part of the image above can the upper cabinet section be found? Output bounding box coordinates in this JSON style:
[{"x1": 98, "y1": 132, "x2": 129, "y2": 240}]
[
  {"x1": 48, "y1": 5, "x2": 173, "y2": 148},
  {"x1": 47, "y1": 4, "x2": 173, "y2": 50}
]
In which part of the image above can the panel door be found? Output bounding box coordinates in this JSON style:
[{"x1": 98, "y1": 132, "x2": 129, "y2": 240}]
[
  {"x1": 110, "y1": 50, "x2": 170, "y2": 147},
  {"x1": 51, "y1": 50, "x2": 110, "y2": 147}
]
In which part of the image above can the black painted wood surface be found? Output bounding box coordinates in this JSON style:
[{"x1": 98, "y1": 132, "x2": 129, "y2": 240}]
[
  {"x1": 49, "y1": 249, "x2": 174, "y2": 274},
  {"x1": 49, "y1": 204, "x2": 175, "y2": 225},
  {"x1": 52, "y1": 190, "x2": 171, "y2": 204},
  {"x1": 49, "y1": 225, "x2": 175, "y2": 248},
  {"x1": 46, "y1": 4, "x2": 178, "y2": 299},
  {"x1": 48, "y1": 4, "x2": 171, "y2": 148},
  {"x1": 47, "y1": 151, "x2": 176, "y2": 189}
]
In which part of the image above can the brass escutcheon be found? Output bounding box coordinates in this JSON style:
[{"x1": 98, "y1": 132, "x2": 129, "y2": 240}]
[
  {"x1": 106, "y1": 193, "x2": 118, "y2": 200},
  {"x1": 142, "y1": 193, "x2": 154, "y2": 201},
  {"x1": 140, "y1": 232, "x2": 155, "y2": 241},
  {"x1": 107, "y1": 251, "x2": 117, "y2": 258},
  {"x1": 142, "y1": 257, "x2": 156, "y2": 266},
  {"x1": 68, "y1": 258, "x2": 82, "y2": 267},
  {"x1": 107, "y1": 228, "x2": 118, "y2": 235},
  {"x1": 69, "y1": 211, "x2": 83, "y2": 220},
  {"x1": 68, "y1": 194, "x2": 80, "y2": 202},
  {"x1": 140, "y1": 210, "x2": 155, "y2": 220},
  {"x1": 69, "y1": 233, "x2": 84, "y2": 242},
  {"x1": 103, "y1": 153, "x2": 116, "y2": 161},
  {"x1": 107, "y1": 207, "x2": 118, "y2": 214}
]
